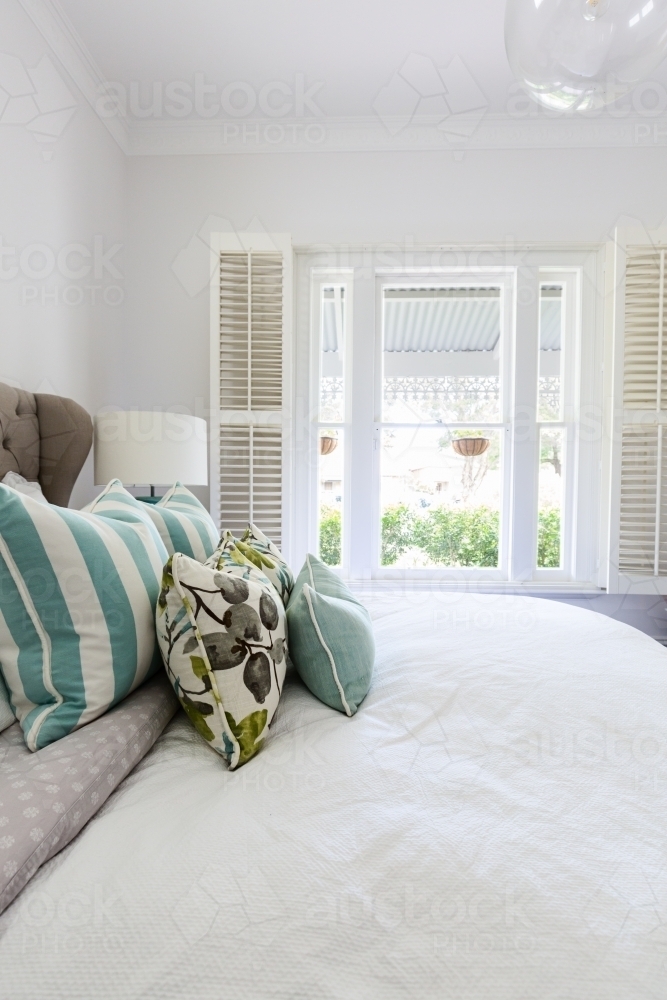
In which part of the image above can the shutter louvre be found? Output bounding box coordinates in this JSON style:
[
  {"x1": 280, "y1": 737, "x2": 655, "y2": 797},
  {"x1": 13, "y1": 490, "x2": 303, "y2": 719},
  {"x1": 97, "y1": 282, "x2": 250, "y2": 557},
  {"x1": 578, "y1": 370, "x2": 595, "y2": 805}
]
[
  {"x1": 216, "y1": 250, "x2": 284, "y2": 547},
  {"x1": 618, "y1": 246, "x2": 667, "y2": 577}
]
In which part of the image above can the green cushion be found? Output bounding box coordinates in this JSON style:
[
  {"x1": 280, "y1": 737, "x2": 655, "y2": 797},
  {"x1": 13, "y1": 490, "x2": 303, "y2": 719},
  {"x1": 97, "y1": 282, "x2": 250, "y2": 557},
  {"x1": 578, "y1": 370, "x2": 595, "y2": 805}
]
[{"x1": 286, "y1": 554, "x2": 374, "y2": 715}]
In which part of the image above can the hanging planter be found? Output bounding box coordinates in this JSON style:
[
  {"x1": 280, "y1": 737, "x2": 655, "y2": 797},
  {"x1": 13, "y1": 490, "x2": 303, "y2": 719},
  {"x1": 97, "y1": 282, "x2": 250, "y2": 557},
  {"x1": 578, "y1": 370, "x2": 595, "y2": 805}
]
[
  {"x1": 320, "y1": 432, "x2": 338, "y2": 455},
  {"x1": 452, "y1": 437, "x2": 490, "y2": 458}
]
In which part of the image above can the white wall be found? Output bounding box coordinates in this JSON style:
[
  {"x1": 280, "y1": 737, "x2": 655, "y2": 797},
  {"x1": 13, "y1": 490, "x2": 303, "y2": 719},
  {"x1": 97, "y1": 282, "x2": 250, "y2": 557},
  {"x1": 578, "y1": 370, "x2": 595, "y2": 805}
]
[
  {"x1": 0, "y1": 0, "x2": 127, "y2": 507},
  {"x1": 121, "y1": 146, "x2": 667, "y2": 508}
]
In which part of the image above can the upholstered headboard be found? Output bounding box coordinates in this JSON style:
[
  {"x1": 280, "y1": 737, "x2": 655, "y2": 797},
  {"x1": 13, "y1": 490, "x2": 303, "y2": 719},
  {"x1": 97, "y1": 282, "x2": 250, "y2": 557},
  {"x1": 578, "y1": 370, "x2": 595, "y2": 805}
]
[{"x1": 0, "y1": 383, "x2": 93, "y2": 507}]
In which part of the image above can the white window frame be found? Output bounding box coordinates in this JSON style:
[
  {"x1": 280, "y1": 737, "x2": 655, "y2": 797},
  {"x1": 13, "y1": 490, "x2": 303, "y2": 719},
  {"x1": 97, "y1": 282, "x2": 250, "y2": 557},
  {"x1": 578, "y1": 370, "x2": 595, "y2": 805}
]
[{"x1": 293, "y1": 244, "x2": 604, "y2": 590}]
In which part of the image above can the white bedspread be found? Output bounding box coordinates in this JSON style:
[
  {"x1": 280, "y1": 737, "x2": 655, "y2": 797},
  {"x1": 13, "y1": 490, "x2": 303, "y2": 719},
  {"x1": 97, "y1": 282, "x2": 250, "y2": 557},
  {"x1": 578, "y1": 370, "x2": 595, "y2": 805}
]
[{"x1": 1, "y1": 594, "x2": 666, "y2": 999}]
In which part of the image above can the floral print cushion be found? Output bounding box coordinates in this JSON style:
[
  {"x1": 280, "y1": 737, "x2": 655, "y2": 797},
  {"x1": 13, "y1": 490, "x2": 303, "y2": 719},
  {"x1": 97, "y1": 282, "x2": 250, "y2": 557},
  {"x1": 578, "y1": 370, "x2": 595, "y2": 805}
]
[
  {"x1": 207, "y1": 524, "x2": 294, "y2": 606},
  {"x1": 156, "y1": 553, "x2": 287, "y2": 769}
]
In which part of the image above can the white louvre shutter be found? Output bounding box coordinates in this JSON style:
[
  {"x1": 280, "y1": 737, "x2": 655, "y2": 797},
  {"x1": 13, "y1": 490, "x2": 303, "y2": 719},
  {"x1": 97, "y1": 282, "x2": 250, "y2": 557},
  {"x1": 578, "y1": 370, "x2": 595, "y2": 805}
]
[
  {"x1": 210, "y1": 237, "x2": 291, "y2": 550},
  {"x1": 607, "y1": 237, "x2": 667, "y2": 590}
]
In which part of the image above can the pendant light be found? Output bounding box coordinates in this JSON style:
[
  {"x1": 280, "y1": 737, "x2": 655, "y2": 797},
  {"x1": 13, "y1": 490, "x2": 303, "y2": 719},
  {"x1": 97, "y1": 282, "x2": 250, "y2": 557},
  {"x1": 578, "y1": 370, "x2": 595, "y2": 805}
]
[{"x1": 505, "y1": 0, "x2": 667, "y2": 110}]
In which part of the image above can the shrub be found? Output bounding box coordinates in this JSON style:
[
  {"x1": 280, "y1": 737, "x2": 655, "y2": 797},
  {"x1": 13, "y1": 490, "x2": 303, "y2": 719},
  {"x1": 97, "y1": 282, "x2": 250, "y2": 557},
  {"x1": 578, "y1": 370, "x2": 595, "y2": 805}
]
[
  {"x1": 413, "y1": 506, "x2": 500, "y2": 567},
  {"x1": 381, "y1": 504, "x2": 417, "y2": 565},
  {"x1": 537, "y1": 507, "x2": 561, "y2": 568},
  {"x1": 327, "y1": 502, "x2": 561, "y2": 570},
  {"x1": 319, "y1": 506, "x2": 342, "y2": 566},
  {"x1": 380, "y1": 504, "x2": 499, "y2": 567}
]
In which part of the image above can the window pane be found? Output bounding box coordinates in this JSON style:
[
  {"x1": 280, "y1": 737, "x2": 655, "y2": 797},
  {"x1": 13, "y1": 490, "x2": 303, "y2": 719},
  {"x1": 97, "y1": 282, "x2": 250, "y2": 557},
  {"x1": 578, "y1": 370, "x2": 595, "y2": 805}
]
[
  {"x1": 537, "y1": 427, "x2": 563, "y2": 568},
  {"x1": 319, "y1": 429, "x2": 343, "y2": 566},
  {"x1": 381, "y1": 427, "x2": 501, "y2": 568},
  {"x1": 538, "y1": 285, "x2": 562, "y2": 421},
  {"x1": 320, "y1": 286, "x2": 345, "y2": 422},
  {"x1": 382, "y1": 287, "x2": 501, "y2": 423}
]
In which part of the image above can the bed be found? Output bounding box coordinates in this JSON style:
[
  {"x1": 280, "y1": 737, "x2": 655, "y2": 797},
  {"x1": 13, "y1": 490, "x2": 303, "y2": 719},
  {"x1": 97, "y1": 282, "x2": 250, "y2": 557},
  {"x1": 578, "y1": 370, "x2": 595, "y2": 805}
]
[{"x1": 0, "y1": 591, "x2": 665, "y2": 999}]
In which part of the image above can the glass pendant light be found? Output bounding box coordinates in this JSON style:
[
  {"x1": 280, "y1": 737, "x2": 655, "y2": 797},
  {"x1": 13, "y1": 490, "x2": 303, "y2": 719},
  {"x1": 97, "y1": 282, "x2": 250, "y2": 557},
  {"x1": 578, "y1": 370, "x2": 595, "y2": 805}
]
[{"x1": 505, "y1": 0, "x2": 667, "y2": 110}]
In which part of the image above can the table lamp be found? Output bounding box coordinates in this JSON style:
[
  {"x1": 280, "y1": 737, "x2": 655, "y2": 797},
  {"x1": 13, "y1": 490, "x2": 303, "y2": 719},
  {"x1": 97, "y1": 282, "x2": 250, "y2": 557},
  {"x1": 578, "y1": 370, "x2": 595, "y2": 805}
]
[{"x1": 94, "y1": 411, "x2": 208, "y2": 502}]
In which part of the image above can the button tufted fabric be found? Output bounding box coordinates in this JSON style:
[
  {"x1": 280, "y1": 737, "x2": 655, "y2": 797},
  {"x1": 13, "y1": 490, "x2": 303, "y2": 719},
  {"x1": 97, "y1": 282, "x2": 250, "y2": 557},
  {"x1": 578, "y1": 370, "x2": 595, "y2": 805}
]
[
  {"x1": 0, "y1": 384, "x2": 39, "y2": 483},
  {"x1": 0, "y1": 383, "x2": 93, "y2": 506}
]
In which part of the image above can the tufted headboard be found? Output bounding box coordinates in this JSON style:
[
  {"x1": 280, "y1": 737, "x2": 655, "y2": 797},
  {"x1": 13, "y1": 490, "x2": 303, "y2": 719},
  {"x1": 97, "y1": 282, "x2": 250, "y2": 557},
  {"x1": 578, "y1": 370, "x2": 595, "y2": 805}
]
[{"x1": 0, "y1": 383, "x2": 93, "y2": 507}]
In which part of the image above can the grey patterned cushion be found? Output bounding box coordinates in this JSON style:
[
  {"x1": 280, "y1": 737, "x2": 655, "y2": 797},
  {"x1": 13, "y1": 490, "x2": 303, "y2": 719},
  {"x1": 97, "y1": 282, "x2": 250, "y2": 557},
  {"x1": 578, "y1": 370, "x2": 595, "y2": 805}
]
[{"x1": 0, "y1": 674, "x2": 177, "y2": 914}]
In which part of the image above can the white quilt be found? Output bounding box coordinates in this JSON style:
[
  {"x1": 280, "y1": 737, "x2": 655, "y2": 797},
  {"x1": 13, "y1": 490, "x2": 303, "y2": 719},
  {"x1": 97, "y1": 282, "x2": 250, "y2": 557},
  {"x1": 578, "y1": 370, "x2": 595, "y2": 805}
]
[{"x1": 0, "y1": 594, "x2": 666, "y2": 1000}]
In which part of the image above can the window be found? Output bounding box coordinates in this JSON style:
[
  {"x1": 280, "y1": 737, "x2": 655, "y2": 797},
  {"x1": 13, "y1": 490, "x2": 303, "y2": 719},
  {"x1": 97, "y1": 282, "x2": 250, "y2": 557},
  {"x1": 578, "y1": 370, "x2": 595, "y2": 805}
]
[
  {"x1": 293, "y1": 247, "x2": 602, "y2": 586},
  {"x1": 534, "y1": 272, "x2": 578, "y2": 575},
  {"x1": 314, "y1": 278, "x2": 350, "y2": 567},
  {"x1": 378, "y1": 278, "x2": 511, "y2": 572}
]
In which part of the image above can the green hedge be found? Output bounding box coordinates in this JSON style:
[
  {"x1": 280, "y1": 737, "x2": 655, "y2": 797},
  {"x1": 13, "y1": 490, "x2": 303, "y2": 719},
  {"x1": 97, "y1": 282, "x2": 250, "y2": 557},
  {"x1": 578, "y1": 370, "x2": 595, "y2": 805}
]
[
  {"x1": 319, "y1": 503, "x2": 561, "y2": 569},
  {"x1": 319, "y1": 506, "x2": 342, "y2": 565},
  {"x1": 382, "y1": 504, "x2": 499, "y2": 566},
  {"x1": 536, "y1": 507, "x2": 561, "y2": 568}
]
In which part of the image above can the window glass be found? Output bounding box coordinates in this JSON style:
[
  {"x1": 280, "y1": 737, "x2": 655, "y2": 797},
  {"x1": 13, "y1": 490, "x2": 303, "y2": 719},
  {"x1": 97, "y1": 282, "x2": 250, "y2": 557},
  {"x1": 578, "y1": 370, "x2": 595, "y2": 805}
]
[
  {"x1": 537, "y1": 427, "x2": 563, "y2": 568},
  {"x1": 318, "y1": 429, "x2": 343, "y2": 566},
  {"x1": 382, "y1": 287, "x2": 502, "y2": 424},
  {"x1": 538, "y1": 285, "x2": 563, "y2": 421},
  {"x1": 320, "y1": 286, "x2": 345, "y2": 422},
  {"x1": 381, "y1": 427, "x2": 502, "y2": 568}
]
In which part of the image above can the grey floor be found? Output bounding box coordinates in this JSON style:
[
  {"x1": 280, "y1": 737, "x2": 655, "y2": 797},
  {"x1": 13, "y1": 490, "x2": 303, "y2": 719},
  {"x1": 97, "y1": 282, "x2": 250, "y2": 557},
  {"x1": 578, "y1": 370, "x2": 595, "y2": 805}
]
[{"x1": 533, "y1": 594, "x2": 667, "y2": 645}]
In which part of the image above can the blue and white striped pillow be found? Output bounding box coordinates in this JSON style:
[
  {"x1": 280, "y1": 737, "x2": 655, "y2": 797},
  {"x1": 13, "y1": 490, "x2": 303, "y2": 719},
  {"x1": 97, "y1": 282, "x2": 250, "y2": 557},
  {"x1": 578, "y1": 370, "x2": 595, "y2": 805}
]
[
  {"x1": 149, "y1": 483, "x2": 219, "y2": 561},
  {"x1": 0, "y1": 482, "x2": 168, "y2": 750},
  {"x1": 0, "y1": 672, "x2": 14, "y2": 733}
]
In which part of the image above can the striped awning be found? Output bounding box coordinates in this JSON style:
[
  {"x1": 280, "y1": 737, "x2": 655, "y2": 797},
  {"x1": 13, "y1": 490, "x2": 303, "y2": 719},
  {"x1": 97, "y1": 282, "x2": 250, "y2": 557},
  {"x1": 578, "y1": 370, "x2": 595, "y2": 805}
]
[
  {"x1": 322, "y1": 285, "x2": 562, "y2": 352},
  {"x1": 384, "y1": 288, "x2": 500, "y2": 352}
]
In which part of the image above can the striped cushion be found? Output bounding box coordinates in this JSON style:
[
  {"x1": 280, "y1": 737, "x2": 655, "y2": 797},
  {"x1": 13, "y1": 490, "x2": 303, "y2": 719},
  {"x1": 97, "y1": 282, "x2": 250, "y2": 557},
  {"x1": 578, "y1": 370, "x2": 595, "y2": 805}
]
[
  {"x1": 148, "y1": 483, "x2": 219, "y2": 561},
  {"x1": 0, "y1": 482, "x2": 168, "y2": 751},
  {"x1": 0, "y1": 673, "x2": 14, "y2": 733}
]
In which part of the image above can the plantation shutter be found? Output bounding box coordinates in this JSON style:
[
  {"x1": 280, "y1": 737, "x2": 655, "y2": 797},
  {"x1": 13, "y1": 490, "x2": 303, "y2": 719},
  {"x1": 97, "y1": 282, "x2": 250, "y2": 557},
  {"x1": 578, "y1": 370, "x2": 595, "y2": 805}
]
[
  {"x1": 210, "y1": 237, "x2": 291, "y2": 550},
  {"x1": 608, "y1": 239, "x2": 667, "y2": 590}
]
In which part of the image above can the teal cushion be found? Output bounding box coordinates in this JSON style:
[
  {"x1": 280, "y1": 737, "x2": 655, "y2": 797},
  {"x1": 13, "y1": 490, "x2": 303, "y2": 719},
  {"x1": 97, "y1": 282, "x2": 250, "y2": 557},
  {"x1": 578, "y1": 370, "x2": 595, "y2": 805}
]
[
  {"x1": 286, "y1": 554, "x2": 374, "y2": 715},
  {"x1": 105, "y1": 480, "x2": 220, "y2": 562},
  {"x1": 143, "y1": 483, "x2": 219, "y2": 562},
  {"x1": 0, "y1": 672, "x2": 14, "y2": 733},
  {"x1": 0, "y1": 481, "x2": 168, "y2": 750}
]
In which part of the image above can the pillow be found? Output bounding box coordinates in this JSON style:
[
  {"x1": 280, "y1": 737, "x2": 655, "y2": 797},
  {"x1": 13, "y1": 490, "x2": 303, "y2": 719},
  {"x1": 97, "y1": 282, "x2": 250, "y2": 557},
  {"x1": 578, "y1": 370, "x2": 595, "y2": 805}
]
[
  {"x1": 0, "y1": 482, "x2": 168, "y2": 750},
  {"x1": 0, "y1": 672, "x2": 15, "y2": 733},
  {"x1": 2, "y1": 472, "x2": 48, "y2": 505},
  {"x1": 146, "y1": 482, "x2": 219, "y2": 562},
  {"x1": 0, "y1": 673, "x2": 178, "y2": 916},
  {"x1": 208, "y1": 523, "x2": 294, "y2": 605},
  {"x1": 286, "y1": 554, "x2": 374, "y2": 716},
  {"x1": 156, "y1": 553, "x2": 287, "y2": 769}
]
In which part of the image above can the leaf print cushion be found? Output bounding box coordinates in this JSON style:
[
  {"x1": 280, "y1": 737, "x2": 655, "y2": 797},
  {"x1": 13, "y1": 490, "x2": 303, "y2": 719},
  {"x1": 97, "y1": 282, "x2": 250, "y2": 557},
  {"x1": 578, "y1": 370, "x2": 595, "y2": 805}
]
[
  {"x1": 207, "y1": 524, "x2": 294, "y2": 606},
  {"x1": 156, "y1": 553, "x2": 288, "y2": 768}
]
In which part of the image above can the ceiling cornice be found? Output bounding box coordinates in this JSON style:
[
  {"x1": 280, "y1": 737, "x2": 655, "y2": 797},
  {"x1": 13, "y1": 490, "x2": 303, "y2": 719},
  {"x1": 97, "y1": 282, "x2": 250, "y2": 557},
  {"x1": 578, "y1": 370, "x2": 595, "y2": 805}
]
[
  {"x1": 126, "y1": 112, "x2": 667, "y2": 156},
  {"x1": 16, "y1": 0, "x2": 130, "y2": 153},
  {"x1": 16, "y1": 1, "x2": 667, "y2": 158}
]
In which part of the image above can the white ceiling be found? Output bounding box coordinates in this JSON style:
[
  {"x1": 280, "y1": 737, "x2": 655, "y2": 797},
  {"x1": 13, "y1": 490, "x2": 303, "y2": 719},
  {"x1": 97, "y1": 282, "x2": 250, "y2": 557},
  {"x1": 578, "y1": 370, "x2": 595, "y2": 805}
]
[{"x1": 56, "y1": 0, "x2": 515, "y2": 115}]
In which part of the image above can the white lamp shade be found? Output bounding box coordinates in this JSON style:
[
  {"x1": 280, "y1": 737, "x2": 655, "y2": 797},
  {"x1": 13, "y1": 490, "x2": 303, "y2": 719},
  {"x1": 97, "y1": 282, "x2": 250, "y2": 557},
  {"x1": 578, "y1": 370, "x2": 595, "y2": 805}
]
[{"x1": 94, "y1": 411, "x2": 208, "y2": 486}]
